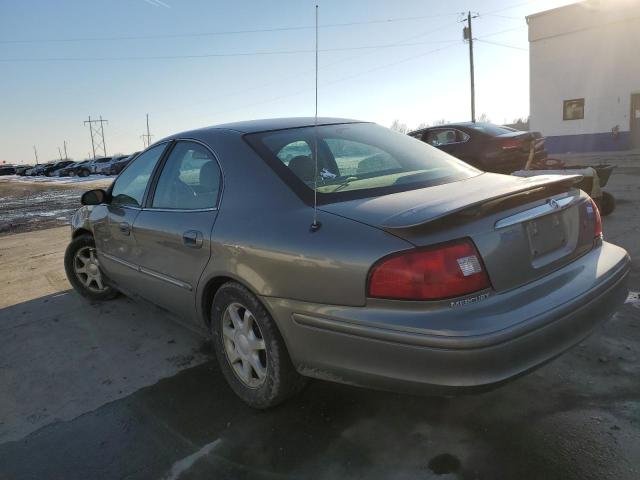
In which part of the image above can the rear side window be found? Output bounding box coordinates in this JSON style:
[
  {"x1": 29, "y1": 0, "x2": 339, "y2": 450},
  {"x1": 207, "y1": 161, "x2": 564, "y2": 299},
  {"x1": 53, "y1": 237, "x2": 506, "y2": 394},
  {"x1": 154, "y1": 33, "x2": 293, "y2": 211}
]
[
  {"x1": 110, "y1": 144, "x2": 165, "y2": 207},
  {"x1": 425, "y1": 129, "x2": 469, "y2": 146},
  {"x1": 246, "y1": 123, "x2": 479, "y2": 204},
  {"x1": 151, "y1": 141, "x2": 221, "y2": 210},
  {"x1": 467, "y1": 123, "x2": 515, "y2": 136}
]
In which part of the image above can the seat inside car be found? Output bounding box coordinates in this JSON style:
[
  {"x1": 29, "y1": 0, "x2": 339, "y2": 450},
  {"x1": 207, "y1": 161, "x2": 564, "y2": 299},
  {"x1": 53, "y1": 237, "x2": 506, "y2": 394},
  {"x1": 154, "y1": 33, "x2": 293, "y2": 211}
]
[
  {"x1": 197, "y1": 160, "x2": 219, "y2": 207},
  {"x1": 288, "y1": 155, "x2": 315, "y2": 182}
]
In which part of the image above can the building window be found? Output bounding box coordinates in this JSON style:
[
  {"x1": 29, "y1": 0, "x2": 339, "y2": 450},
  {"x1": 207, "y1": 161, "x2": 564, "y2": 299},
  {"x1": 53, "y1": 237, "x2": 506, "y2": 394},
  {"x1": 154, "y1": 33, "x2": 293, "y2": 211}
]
[{"x1": 563, "y1": 98, "x2": 585, "y2": 120}]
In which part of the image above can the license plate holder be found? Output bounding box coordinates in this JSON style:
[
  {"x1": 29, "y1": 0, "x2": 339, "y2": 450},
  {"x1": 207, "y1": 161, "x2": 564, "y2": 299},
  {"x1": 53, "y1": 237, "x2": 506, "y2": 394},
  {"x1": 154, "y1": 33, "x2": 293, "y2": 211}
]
[{"x1": 526, "y1": 213, "x2": 566, "y2": 258}]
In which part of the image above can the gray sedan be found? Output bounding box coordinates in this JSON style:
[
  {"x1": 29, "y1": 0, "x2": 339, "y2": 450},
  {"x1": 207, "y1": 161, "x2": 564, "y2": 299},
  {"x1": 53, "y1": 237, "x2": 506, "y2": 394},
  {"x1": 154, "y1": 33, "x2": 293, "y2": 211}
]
[{"x1": 65, "y1": 118, "x2": 630, "y2": 408}]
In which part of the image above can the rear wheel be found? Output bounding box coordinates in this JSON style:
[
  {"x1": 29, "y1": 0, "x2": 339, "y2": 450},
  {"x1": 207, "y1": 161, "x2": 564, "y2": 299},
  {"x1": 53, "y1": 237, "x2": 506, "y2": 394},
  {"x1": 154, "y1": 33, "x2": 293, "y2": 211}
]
[
  {"x1": 64, "y1": 234, "x2": 119, "y2": 301},
  {"x1": 210, "y1": 282, "x2": 306, "y2": 408},
  {"x1": 68, "y1": 170, "x2": 76, "y2": 177}
]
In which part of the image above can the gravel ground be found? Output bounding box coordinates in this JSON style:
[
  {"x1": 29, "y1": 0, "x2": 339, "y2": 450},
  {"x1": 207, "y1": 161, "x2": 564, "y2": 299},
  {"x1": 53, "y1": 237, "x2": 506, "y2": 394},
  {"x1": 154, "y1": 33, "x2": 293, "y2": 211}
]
[{"x1": 0, "y1": 175, "x2": 112, "y2": 235}]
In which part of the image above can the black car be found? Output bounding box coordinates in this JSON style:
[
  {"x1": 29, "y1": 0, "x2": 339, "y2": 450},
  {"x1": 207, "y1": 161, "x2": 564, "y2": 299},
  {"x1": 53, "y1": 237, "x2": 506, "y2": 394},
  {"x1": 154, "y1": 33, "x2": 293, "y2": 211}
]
[
  {"x1": 58, "y1": 160, "x2": 90, "y2": 177},
  {"x1": 15, "y1": 165, "x2": 33, "y2": 175},
  {"x1": 107, "y1": 152, "x2": 139, "y2": 175},
  {"x1": 0, "y1": 165, "x2": 16, "y2": 175},
  {"x1": 408, "y1": 122, "x2": 546, "y2": 174},
  {"x1": 42, "y1": 160, "x2": 74, "y2": 176}
]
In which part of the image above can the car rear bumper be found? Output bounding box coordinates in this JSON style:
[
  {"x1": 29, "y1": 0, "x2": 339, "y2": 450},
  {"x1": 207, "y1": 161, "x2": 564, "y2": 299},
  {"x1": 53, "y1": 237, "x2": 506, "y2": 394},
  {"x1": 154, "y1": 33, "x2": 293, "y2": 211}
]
[{"x1": 262, "y1": 241, "x2": 630, "y2": 393}]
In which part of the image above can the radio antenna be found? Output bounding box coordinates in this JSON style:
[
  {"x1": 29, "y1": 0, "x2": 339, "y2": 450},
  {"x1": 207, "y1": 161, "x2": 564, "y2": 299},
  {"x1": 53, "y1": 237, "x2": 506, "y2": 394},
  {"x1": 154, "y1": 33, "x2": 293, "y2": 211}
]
[{"x1": 310, "y1": 4, "x2": 321, "y2": 232}]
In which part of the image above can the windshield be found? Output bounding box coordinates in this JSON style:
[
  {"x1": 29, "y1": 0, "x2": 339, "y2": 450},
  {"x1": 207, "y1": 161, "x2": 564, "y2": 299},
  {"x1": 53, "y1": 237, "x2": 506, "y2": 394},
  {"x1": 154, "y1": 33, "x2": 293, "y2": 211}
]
[{"x1": 246, "y1": 123, "x2": 479, "y2": 203}]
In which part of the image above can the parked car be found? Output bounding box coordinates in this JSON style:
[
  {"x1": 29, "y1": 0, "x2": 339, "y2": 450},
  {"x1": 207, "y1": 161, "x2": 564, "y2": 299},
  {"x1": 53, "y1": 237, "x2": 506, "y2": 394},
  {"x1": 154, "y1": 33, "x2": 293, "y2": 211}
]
[
  {"x1": 26, "y1": 163, "x2": 53, "y2": 176},
  {"x1": 58, "y1": 160, "x2": 90, "y2": 177},
  {"x1": 108, "y1": 152, "x2": 139, "y2": 175},
  {"x1": 42, "y1": 160, "x2": 74, "y2": 177},
  {"x1": 65, "y1": 118, "x2": 629, "y2": 409},
  {"x1": 0, "y1": 165, "x2": 16, "y2": 175},
  {"x1": 408, "y1": 122, "x2": 546, "y2": 174},
  {"x1": 15, "y1": 165, "x2": 33, "y2": 176},
  {"x1": 89, "y1": 156, "x2": 113, "y2": 175}
]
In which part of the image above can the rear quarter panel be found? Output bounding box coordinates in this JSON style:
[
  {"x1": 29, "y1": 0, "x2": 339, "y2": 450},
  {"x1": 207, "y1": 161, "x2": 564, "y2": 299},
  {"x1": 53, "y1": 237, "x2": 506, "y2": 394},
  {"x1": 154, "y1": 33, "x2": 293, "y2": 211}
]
[{"x1": 194, "y1": 130, "x2": 413, "y2": 313}]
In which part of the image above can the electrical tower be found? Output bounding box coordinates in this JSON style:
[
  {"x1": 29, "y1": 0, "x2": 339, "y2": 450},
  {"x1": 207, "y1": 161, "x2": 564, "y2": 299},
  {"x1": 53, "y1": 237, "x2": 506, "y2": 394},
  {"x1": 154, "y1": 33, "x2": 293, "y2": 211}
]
[
  {"x1": 84, "y1": 115, "x2": 109, "y2": 159},
  {"x1": 141, "y1": 113, "x2": 153, "y2": 148}
]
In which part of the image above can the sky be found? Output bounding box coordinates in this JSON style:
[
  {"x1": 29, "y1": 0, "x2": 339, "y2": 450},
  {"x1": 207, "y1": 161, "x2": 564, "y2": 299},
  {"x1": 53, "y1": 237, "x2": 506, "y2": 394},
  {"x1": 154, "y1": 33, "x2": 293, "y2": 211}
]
[{"x1": 0, "y1": 0, "x2": 576, "y2": 164}]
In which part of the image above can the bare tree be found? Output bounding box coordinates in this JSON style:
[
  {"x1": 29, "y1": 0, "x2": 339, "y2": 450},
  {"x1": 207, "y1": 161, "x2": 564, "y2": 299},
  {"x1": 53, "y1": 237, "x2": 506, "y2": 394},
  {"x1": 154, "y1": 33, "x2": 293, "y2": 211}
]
[
  {"x1": 477, "y1": 112, "x2": 491, "y2": 123},
  {"x1": 414, "y1": 122, "x2": 429, "y2": 131},
  {"x1": 390, "y1": 119, "x2": 408, "y2": 134},
  {"x1": 432, "y1": 118, "x2": 449, "y2": 126}
]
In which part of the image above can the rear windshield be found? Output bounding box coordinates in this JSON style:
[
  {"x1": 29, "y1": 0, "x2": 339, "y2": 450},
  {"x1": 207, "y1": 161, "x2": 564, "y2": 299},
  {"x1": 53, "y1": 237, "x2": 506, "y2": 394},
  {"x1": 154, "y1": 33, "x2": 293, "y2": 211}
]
[
  {"x1": 467, "y1": 122, "x2": 517, "y2": 136},
  {"x1": 245, "y1": 123, "x2": 479, "y2": 204}
]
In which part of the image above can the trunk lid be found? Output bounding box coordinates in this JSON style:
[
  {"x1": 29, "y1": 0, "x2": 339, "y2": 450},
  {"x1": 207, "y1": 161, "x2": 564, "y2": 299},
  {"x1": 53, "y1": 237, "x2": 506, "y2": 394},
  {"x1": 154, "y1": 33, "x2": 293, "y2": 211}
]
[{"x1": 321, "y1": 172, "x2": 596, "y2": 292}]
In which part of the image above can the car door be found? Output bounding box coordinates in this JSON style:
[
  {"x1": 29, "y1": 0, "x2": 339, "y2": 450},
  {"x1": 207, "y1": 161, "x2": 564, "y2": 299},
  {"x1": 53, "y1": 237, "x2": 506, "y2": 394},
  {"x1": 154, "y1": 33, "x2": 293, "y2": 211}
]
[
  {"x1": 94, "y1": 143, "x2": 168, "y2": 292},
  {"x1": 423, "y1": 128, "x2": 474, "y2": 164},
  {"x1": 130, "y1": 140, "x2": 222, "y2": 321}
]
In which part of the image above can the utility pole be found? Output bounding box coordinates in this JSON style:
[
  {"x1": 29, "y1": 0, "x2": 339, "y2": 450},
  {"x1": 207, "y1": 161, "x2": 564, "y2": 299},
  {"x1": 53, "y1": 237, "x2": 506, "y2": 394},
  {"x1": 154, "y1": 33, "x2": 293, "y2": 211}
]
[
  {"x1": 84, "y1": 115, "x2": 109, "y2": 159},
  {"x1": 63, "y1": 140, "x2": 68, "y2": 160},
  {"x1": 463, "y1": 12, "x2": 478, "y2": 123},
  {"x1": 33, "y1": 145, "x2": 39, "y2": 165},
  {"x1": 141, "y1": 113, "x2": 153, "y2": 148}
]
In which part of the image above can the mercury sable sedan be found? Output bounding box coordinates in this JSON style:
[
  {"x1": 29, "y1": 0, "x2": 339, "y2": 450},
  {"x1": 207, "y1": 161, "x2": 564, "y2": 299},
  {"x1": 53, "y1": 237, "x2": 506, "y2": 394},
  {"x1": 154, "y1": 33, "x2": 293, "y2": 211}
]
[{"x1": 65, "y1": 118, "x2": 630, "y2": 408}]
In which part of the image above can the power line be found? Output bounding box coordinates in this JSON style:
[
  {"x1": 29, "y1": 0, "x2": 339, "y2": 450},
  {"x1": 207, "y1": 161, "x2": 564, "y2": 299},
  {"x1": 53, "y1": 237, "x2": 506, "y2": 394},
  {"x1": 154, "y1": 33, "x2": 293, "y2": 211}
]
[
  {"x1": 0, "y1": 12, "x2": 462, "y2": 45},
  {"x1": 0, "y1": 38, "x2": 464, "y2": 63},
  {"x1": 475, "y1": 38, "x2": 528, "y2": 51}
]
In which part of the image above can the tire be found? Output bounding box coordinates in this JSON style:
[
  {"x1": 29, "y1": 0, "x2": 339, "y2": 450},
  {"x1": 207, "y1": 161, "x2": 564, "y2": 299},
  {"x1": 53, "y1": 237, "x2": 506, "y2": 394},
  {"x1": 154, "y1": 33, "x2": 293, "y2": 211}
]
[
  {"x1": 211, "y1": 282, "x2": 306, "y2": 408},
  {"x1": 599, "y1": 191, "x2": 615, "y2": 216},
  {"x1": 79, "y1": 169, "x2": 89, "y2": 177},
  {"x1": 69, "y1": 170, "x2": 76, "y2": 177},
  {"x1": 64, "y1": 234, "x2": 119, "y2": 301}
]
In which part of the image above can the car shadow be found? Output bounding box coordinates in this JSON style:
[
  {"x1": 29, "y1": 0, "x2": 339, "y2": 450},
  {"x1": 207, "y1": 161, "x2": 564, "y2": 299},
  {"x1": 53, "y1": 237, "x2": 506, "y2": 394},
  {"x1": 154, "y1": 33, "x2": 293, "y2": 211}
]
[{"x1": 1, "y1": 293, "x2": 639, "y2": 480}]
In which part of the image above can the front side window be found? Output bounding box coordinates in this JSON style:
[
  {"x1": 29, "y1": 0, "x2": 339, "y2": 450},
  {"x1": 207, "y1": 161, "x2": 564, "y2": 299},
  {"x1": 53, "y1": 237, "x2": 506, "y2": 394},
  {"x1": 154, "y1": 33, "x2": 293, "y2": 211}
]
[
  {"x1": 110, "y1": 144, "x2": 166, "y2": 207},
  {"x1": 246, "y1": 123, "x2": 479, "y2": 204},
  {"x1": 152, "y1": 141, "x2": 221, "y2": 210}
]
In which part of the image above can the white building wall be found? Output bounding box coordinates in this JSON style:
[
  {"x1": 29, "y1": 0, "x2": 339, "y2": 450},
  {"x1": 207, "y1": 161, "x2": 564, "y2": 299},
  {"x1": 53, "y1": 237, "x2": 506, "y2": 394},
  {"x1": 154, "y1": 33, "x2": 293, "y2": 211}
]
[{"x1": 528, "y1": 1, "x2": 640, "y2": 152}]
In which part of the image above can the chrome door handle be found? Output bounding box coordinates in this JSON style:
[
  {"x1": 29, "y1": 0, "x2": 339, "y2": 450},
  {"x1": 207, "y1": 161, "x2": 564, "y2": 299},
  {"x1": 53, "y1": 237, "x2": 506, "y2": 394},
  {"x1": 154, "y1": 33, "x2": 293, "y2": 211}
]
[
  {"x1": 119, "y1": 222, "x2": 131, "y2": 235},
  {"x1": 182, "y1": 230, "x2": 203, "y2": 248}
]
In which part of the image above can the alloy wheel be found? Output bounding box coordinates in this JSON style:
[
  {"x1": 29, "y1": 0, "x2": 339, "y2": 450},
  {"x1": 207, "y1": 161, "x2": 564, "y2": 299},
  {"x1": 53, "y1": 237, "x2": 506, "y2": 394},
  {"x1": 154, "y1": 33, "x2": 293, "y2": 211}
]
[
  {"x1": 222, "y1": 302, "x2": 267, "y2": 388},
  {"x1": 73, "y1": 246, "x2": 107, "y2": 292}
]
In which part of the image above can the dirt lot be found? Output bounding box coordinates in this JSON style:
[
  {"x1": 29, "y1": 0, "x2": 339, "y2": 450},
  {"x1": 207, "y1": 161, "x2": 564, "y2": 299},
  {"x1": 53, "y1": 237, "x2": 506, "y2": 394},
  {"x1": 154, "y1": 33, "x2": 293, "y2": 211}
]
[
  {"x1": 0, "y1": 169, "x2": 639, "y2": 479},
  {"x1": 0, "y1": 175, "x2": 112, "y2": 235}
]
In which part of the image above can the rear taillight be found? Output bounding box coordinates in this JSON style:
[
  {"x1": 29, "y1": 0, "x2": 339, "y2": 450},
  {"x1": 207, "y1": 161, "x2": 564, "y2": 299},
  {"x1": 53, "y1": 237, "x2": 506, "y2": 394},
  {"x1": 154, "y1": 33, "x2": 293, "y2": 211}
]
[
  {"x1": 500, "y1": 138, "x2": 525, "y2": 150},
  {"x1": 368, "y1": 239, "x2": 491, "y2": 301},
  {"x1": 588, "y1": 198, "x2": 603, "y2": 239}
]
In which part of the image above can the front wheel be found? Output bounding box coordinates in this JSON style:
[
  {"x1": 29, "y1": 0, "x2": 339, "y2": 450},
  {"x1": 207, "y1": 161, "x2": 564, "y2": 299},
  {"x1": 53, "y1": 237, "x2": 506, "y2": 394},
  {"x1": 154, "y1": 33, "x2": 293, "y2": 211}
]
[
  {"x1": 211, "y1": 282, "x2": 306, "y2": 408},
  {"x1": 64, "y1": 234, "x2": 119, "y2": 301}
]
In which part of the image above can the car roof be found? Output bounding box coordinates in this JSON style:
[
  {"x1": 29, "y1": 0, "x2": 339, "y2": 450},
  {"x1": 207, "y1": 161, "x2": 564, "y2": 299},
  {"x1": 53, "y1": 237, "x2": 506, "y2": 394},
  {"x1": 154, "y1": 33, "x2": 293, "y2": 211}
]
[
  {"x1": 174, "y1": 117, "x2": 364, "y2": 137},
  {"x1": 409, "y1": 121, "x2": 502, "y2": 135}
]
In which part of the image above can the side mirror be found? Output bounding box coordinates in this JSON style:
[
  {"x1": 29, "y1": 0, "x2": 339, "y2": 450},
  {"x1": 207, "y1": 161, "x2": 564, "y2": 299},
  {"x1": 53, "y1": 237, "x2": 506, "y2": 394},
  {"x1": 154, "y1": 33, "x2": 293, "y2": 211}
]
[{"x1": 81, "y1": 189, "x2": 108, "y2": 206}]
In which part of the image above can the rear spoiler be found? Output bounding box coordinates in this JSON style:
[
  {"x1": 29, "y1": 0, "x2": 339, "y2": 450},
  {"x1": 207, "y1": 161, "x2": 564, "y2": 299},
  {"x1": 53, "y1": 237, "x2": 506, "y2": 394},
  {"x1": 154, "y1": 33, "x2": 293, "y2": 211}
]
[{"x1": 381, "y1": 174, "x2": 582, "y2": 230}]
